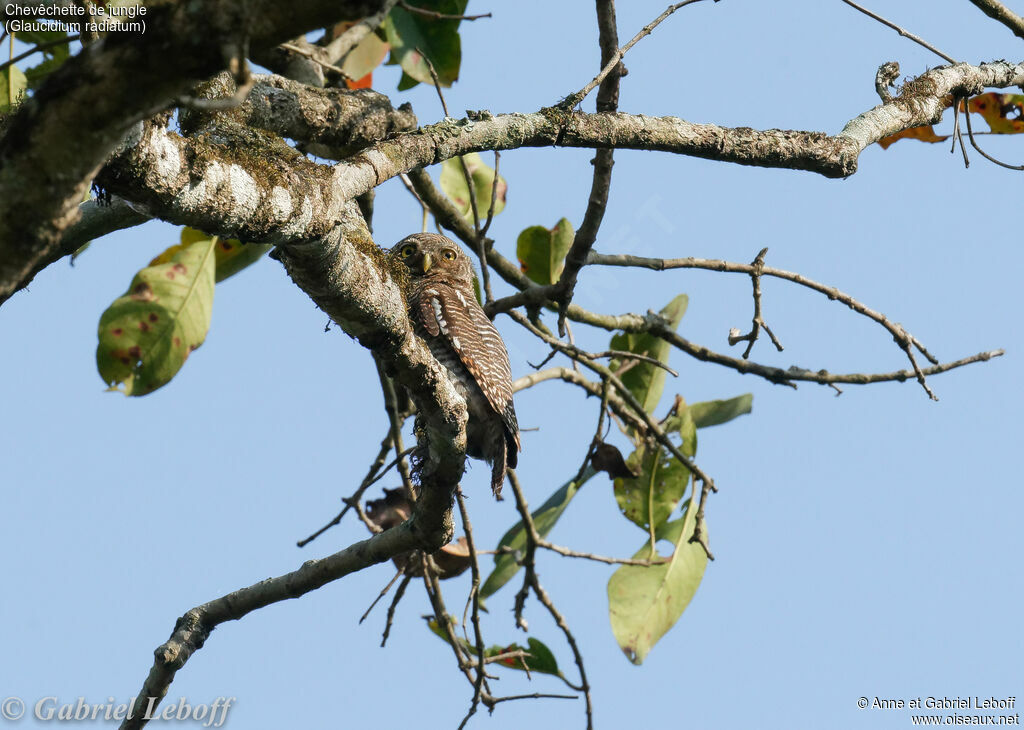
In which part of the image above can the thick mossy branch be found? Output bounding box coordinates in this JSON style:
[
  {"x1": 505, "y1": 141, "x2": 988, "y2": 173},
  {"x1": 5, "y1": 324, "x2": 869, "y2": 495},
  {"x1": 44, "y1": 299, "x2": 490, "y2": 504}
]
[{"x1": 0, "y1": 0, "x2": 391, "y2": 303}]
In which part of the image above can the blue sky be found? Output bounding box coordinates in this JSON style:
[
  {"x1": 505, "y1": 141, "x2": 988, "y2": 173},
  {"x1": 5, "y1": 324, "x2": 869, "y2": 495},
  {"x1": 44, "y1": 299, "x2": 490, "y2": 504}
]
[{"x1": 2, "y1": 1, "x2": 1021, "y2": 728}]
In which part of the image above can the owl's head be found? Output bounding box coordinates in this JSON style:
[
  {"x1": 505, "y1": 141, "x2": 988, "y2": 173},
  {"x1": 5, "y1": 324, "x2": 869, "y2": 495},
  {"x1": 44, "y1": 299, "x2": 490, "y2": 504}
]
[{"x1": 390, "y1": 233, "x2": 473, "y2": 286}]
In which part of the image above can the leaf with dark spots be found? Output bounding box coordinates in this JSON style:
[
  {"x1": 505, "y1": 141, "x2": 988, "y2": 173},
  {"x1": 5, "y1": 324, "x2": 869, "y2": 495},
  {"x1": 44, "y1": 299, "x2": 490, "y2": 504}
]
[
  {"x1": 150, "y1": 228, "x2": 271, "y2": 283},
  {"x1": 96, "y1": 237, "x2": 216, "y2": 396},
  {"x1": 130, "y1": 282, "x2": 155, "y2": 301}
]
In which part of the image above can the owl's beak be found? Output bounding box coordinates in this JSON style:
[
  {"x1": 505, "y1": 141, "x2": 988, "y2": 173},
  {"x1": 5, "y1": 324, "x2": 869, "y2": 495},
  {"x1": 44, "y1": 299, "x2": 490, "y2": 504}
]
[{"x1": 420, "y1": 251, "x2": 433, "y2": 273}]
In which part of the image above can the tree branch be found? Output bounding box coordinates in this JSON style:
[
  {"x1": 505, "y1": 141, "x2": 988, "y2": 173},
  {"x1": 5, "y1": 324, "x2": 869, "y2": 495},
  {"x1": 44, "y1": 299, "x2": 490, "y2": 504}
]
[
  {"x1": 0, "y1": 0, "x2": 390, "y2": 303},
  {"x1": 966, "y1": 0, "x2": 1024, "y2": 40},
  {"x1": 121, "y1": 202, "x2": 469, "y2": 728},
  {"x1": 551, "y1": 0, "x2": 621, "y2": 336}
]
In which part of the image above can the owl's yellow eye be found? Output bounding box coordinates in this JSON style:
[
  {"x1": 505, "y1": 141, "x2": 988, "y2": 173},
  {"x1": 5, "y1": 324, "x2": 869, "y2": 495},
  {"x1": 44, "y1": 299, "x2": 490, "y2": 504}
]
[
  {"x1": 400, "y1": 245, "x2": 416, "y2": 258},
  {"x1": 442, "y1": 249, "x2": 457, "y2": 260}
]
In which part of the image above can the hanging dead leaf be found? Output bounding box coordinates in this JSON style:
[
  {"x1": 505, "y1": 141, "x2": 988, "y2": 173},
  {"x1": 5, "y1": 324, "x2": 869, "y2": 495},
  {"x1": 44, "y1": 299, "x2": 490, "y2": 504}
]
[
  {"x1": 968, "y1": 93, "x2": 1024, "y2": 134},
  {"x1": 592, "y1": 442, "x2": 639, "y2": 479},
  {"x1": 877, "y1": 125, "x2": 949, "y2": 149},
  {"x1": 365, "y1": 487, "x2": 470, "y2": 578}
]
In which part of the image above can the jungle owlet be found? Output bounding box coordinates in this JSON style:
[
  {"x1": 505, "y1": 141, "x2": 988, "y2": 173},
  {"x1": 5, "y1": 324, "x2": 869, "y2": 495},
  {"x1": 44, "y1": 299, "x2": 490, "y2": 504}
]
[{"x1": 391, "y1": 233, "x2": 520, "y2": 498}]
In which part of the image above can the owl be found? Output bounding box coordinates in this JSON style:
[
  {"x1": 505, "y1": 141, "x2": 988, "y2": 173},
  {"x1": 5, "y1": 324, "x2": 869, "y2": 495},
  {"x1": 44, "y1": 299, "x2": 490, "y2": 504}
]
[{"x1": 390, "y1": 233, "x2": 520, "y2": 498}]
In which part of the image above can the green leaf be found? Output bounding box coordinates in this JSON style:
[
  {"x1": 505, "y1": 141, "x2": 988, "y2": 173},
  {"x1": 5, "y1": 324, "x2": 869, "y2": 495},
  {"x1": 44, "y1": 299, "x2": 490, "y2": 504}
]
[
  {"x1": 516, "y1": 218, "x2": 574, "y2": 285},
  {"x1": 396, "y1": 70, "x2": 420, "y2": 91},
  {"x1": 341, "y1": 31, "x2": 389, "y2": 81},
  {"x1": 384, "y1": 0, "x2": 467, "y2": 89},
  {"x1": 480, "y1": 466, "x2": 596, "y2": 599},
  {"x1": 439, "y1": 152, "x2": 506, "y2": 223},
  {"x1": 610, "y1": 294, "x2": 688, "y2": 418},
  {"x1": 425, "y1": 618, "x2": 564, "y2": 677},
  {"x1": 0, "y1": 65, "x2": 27, "y2": 110},
  {"x1": 96, "y1": 237, "x2": 216, "y2": 396},
  {"x1": 608, "y1": 500, "x2": 708, "y2": 665},
  {"x1": 613, "y1": 404, "x2": 696, "y2": 533},
  {"x1": 689, "y1": 394, "x2": 753, "y2": 429},
  {"x1": 150, "y1": 228, "x2": 270, "y2": 283}
]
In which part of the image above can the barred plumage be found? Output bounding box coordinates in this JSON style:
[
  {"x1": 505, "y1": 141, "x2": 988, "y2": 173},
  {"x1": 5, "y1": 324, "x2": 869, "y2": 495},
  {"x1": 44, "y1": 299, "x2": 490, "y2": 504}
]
[{"x1": 391, "y1": 233, "x2": 520, "y2": 498}]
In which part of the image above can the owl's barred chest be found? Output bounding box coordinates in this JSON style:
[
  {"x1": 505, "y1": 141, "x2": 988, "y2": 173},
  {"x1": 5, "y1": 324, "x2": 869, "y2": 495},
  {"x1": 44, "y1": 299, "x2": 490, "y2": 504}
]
[{"x1": 425, "y1": 335, "x2": 474, "y2": 398}]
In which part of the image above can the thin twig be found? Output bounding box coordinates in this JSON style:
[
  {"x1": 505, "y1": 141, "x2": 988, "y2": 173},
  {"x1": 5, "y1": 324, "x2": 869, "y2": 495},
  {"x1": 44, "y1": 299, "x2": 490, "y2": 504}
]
[
  {"x1": 950, "y1": 95, "x2": 971, "y2": 168},
  {"x1": 964, "y1": 96, "x2": 1024, "y2": 170},
  {"x1": 587, "y1": 251, "x2": 940, "y2": 364},
  {"x1": 560, "y1": 0, "x2": 712, "y2": 110},
  {"x1": 380, "y1": 574, "x2": 412, "y2": 647},
  {"x1": 322, "y1": 0, "x2": 400, "y2": 65},
  {"x1": 398, "y1": 1, "x2": 492, "y2": 21},
  {"x1": 726, "y1": 247, "x2": 784, "y2": 358},
  {"x1": 512, "y1": 366, "x2": 648, "y2": 433},
  {"x1": 488, "y1": 693, "x2": 578, "y2": 705},
  {"x1": 476, "y1": 151, "x2": 500, "y2": 304},
  {"x1": 541, "y1": 539, "x2": 667, "y2": 567},
  {"x1": 510, "y1": 310, "x2": 716, "y2": 488},
  {"x1": 551, "y1": 0, "x2": 626, "y2": 335},
  {"x1": 455, "y1": 487, "x2": 487, "y2": 730},
  {"x1": 280, "y1": 41, "x2": 351, "y2": 80},
  {"x1": 840, "y1": 0, "x2": 957, "y2": 64},
  {"x1": 359, "y1": 567, "x2": 405, "y2": 624},
  {"x1": 297, "y1": 430, "x2": 394, "y2": 547},
  {"x1": 398, "y1": 173, "x2": 430, "y2": 232},
  {"x1": 0, "y1": 33, "x2": 79, "y2": 75},
  {"x1": 507, "y1": 471, "x2": 593, "y2": 728},
  {"x1": 689, "y1": 478, "x2": 715, "y2": 560}
]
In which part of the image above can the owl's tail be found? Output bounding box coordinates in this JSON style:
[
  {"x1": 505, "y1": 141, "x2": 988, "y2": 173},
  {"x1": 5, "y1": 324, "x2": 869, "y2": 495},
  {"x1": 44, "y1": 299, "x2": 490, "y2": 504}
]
[{"x1": 490, "y1": 447, "x2": 507, "y2": 501}]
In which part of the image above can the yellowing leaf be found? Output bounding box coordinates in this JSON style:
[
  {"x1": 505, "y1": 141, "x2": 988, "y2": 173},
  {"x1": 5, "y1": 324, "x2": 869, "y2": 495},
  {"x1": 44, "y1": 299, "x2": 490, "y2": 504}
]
[
  {"x1": 439, "y1": 152, "x2": 506, "y2": 223},
  {"x1": 151, "y1": 227, "x2": 270, "y2": 283},
  {"x1": 342, "y1": 31, "x2": 390, "y2": 82},
  {"x1": 97, "y1": 237, "x2": 216, "y2": 396},
  {"x1": 877, "y1": 125, "x2": 949, "y2": 149},
  {"x1": 0, "y1": 65, "x2": 27, "y2": 110},
  {"x1": 877, "y1": 92, "x2": 1024, "y2": 149},
  {"x1": 968, "y1": 93, "x2": 1024, "y2": 134}
]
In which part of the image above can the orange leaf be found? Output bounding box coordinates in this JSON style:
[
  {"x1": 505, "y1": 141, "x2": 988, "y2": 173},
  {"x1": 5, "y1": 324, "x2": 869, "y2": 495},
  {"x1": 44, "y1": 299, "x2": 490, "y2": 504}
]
[
  {"x1": 968, "y1": 93, "x2": 1024, "y2": 134},
  {"x1": 877, "y1": 125, "x2": 949, "y2": 149},
  {"x1": 346, "y1": 72, "x2": 373, "y2": 90}
]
